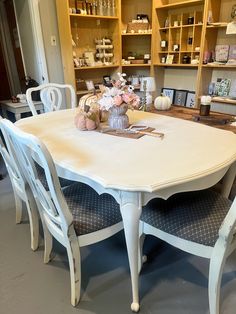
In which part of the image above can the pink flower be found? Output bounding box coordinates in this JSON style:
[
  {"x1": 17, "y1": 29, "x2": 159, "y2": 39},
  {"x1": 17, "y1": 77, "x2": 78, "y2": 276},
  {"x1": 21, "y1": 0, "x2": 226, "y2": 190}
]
[
  {"x1": 131, "y1": 94, "x2": 140, "y2": 108},
  {"x1": 122, "y1": 93, "x2": 133, "y2": 104},
  {"x1": 113, "y1": 95, "x2": 123, "y2": 106},
  {"x1": 113, "y1": 80, "x2": 122, "y2": 89}
]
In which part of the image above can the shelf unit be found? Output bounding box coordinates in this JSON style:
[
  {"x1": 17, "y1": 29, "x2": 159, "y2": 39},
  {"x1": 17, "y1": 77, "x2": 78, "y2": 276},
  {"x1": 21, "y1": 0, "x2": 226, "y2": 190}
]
[
  {"x1": 120, "y1": 0, "x2": 153, "y2": 78},
  {"x1": 151, "y1": 0, "x2": 206, "y2": 104},
  {"x1": 56, "y1": 0, "x2": 121, "y2": 96},
  {"x1": 155, "y1": 0, "x2": 204, "y2": 9},
  {"x1": 198, "y1": 0, "x2": 236, "y2": 104},
  {"x1": 56, "y1": 0, "x2": 236, "y2": 111},
  {"x1": 153, "y1": 1, "x2": 204, "y2": 66},
  {"x1": 152, "y1": 0, "x2": 236, "y2": 109}
]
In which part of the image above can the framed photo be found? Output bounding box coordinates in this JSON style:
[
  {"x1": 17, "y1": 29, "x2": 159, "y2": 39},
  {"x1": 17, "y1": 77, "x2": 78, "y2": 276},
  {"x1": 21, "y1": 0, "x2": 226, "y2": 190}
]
[
  {"x1": 85, "y1": 80, "x2": 95, "y2": 91},
  {"x1": 173, "y1": 90, "x2": 188, "y2": 106},
  {"x1": 186, "y1": 91, "x2": 195, "y2": 108},
  {"x1": 161, "y1": 88, "x2": 175, "y2": 104},
  {"x1": 165, "y1": 54, "x2": 174, "y2": 64}
]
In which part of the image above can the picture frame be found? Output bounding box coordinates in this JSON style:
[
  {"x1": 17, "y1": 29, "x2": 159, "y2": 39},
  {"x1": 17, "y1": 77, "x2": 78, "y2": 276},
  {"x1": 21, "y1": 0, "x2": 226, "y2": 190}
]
[
  {"x1": 161, "y1": 88, "x2": 175, "y2": 104},
  {"x1": 85, "y1": 80, "x2": 95, "y2": 91},
  {"x1": 173, "y1": 90, "x2": 188, "y2": 106},
  {"x1": 165, "y1": 54, "x2": 174, "y2": 64},
  {"x1": 186, "y1": 91, "x2": 195, "y2": 108}
]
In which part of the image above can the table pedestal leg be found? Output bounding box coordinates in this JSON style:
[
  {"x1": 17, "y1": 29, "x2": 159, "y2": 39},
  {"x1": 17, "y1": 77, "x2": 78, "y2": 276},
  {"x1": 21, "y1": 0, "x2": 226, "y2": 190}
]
[{"x1": 119, "y1": 191, "x2": 142, "y2": 312}]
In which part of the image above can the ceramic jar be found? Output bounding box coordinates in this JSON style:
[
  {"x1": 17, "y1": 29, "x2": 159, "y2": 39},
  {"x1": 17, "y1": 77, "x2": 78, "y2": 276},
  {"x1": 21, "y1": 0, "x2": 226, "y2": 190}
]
[{"x1": 108, "y1": 103, "x2": 129, "y2": 129}]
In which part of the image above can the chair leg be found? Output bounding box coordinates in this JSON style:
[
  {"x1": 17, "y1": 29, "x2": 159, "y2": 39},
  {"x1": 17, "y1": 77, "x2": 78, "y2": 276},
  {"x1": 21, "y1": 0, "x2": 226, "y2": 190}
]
[
  {"x1": 14, "y1": 191, "x2": 23, "y2": 224},
  {"x1": 25, "y1": 189, "x2": 39, "y2": 251},
  {"x1": 66, "y1": 235, "x2": 81, "y2": 307},
  {"x1": 43, "y1": 220, "x2": 53, "y2": 264},
  {"x1": 208, "y1": 243, "x2": 226, "y2": 314}
]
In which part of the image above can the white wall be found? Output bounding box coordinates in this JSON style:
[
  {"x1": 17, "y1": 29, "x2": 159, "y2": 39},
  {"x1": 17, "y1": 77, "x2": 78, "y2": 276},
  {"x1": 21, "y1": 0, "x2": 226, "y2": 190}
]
[
  {"x1": 163, "y1": 68, "x2": 197, "y2": 92},
  {"x1": 14, "y1": 0, "x2": 64, "y2": 85},
  {"x1": 14, "y1": 0, "x2": 39, "y2": 82},
  {"x1": 38, "y1": 0, "x2": 64, "y2": 83}
]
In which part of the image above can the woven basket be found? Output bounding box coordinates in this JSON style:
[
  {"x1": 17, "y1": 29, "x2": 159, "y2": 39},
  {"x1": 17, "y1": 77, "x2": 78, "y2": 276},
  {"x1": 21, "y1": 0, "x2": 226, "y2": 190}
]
[{"x1": 126, "y1": 22, "x2": 149, "y2": 33}]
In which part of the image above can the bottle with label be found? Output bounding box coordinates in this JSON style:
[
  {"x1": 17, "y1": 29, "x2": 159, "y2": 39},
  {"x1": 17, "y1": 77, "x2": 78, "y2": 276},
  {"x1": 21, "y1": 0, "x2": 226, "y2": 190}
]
[
  {"x1": 207, "y1": 10, "x2": 213, "y2": 24},
  {"x1": 164, "y1": 17, "x2": 169, "y2": 28}
]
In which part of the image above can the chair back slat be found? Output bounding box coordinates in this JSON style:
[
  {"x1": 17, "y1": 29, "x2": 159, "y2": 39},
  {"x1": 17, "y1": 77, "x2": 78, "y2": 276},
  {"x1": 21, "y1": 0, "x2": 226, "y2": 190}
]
[
  {"x1": 26, "y1": 83, "x2": 76, "y2": 115},
  {"x1": 0, "y1": 121, "x2": 26, "y2": 194},
  {"x1": 41, "y1": 87, "x2": 62, "y2": 112}
]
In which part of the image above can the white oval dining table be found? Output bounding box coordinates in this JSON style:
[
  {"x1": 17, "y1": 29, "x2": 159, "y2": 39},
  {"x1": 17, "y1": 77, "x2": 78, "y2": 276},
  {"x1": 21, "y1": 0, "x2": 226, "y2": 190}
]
[{"x1": 16, "y1": 108, "x2": 236, "y2": 312}]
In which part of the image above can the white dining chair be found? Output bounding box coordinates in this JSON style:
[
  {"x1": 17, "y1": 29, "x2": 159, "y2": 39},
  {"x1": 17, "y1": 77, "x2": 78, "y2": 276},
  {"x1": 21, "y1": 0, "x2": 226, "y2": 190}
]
[
  {"x1": 26, "y1": 83, "x2": 76, "y2": 115},
  {"x1": 0, "y1": 118, "x2": 123, "y2": 306},
  {"x1": 140, "y1": 188, "x2": 236, "y2": 314},
  {"x1": 0, "y1": 117, "x2": 39, "y2": 250}
]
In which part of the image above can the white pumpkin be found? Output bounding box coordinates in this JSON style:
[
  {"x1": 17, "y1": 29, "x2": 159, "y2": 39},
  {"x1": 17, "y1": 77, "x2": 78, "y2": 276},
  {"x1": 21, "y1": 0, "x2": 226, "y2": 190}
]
[{"x1": 154, "y1": 94, "x2": 171, "y2": 110}]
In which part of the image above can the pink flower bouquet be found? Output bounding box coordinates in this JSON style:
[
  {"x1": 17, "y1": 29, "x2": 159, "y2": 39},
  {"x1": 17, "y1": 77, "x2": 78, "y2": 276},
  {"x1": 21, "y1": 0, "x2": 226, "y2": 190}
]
[{"x1": 97, "y1": 73, "x2": 140, "y2": 111}]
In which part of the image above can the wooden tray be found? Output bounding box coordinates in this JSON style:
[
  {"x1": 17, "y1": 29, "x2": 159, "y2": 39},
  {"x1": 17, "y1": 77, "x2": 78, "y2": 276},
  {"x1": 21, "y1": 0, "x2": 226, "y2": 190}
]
[
  {"x1": 192, "y1": 113, "x2": 234, "y2": 125},
  {"x1": 98, "y1": 127, "x2": 156, "y2": 139}
]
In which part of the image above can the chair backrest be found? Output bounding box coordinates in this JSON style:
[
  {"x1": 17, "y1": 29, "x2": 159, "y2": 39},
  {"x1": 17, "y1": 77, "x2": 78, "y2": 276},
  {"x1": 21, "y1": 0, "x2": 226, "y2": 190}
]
[
  {"x1": 0, "y1": 119, "x2": 73, "y2": 238},
  {"x1": 0, "y1": 117, "x2": 26, "y2": 196},
  {"x1": 26, "y1": 83, "x2": 76, "y2": 115}
]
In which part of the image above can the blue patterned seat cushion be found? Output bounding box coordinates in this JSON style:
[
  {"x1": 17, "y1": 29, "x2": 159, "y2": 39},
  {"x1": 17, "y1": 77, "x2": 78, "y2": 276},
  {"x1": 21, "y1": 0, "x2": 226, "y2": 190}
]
[
  {"x1": 35, "y1": 162, "x2": 74, "y2": 189},
  {"x1": 141, "y1": 189, "x2": 232, "y2": 247},
  {"x1": 63, "y1": 183, "x2": 122, "y2": 236}
]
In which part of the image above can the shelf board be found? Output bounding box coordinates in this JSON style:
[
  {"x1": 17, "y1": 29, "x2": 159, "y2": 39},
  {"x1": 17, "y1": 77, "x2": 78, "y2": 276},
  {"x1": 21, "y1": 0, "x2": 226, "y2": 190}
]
[
  {"x1": 181, "y1": 23, "x2": 203, "y2": 28},
  {"x1": 212, "y1": 97, "x2": 236, "y2": 105},
  {"x1": 160, "y1": 23, "x2": 202, "y2": 30},
  {"x1": 180, "y1": 50, "x2": 198, "y2": 53},
  {"x1": 76, "y1": 90, "x2": 92, "y2": 96},
  {"x1": 157, "y1": 50, "x2": 197, "y2": 54},
  {"x1": 69, "y1": 13, "x2": 118, "y2": 20},
  {"x1": 206, "y1": 23, "x2": 228, "y2": 28},
  {"x1": 157, "y1": 51, "x2": 180, "y2": 54},
  {"x1": 169, "y1": 26, "x2": 181, "y2": 29},
  {"x1": 202, "y1": 64, "x2": 236, "y2": 69},
  {"x1": 156, "y1": 0, "x2": 204, "y2": 10},
  {"x1": 74, "y1": 64, "x2": 120, "y2": 70},
  {"x1": 122, "y1": 32, "x2": 152, "y2": 36},
  {"x1": 154, "y1": 63, "x2": 198, "y2": 67},
  {"x1": 121, "y1": 64, "x2": 151, "y2": 67},
  {"x1": 159, "y1": 27, "x2": 169, "y2": 30}
]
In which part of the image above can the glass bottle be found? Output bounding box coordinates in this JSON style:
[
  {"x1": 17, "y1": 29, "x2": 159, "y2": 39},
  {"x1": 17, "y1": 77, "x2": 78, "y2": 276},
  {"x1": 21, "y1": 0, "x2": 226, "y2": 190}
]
[
  {"x1": 102, "y1": 0, "x2": 107, "y2": 16},
  {"x1": 111, "y1": 0, "x2": 116, "y2": 16},
  {"x1": 97, "y1": 0, "x2": 103, "y2": 15},
  {"x1": 107, "y1": 0, "x2": 111, "y2": 16}
]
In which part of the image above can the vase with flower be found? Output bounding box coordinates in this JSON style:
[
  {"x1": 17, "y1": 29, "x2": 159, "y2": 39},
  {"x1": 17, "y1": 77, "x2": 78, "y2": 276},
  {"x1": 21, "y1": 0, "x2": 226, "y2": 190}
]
[{"x1": 98, "y1": 73, "x2": 140, "y2": 129}]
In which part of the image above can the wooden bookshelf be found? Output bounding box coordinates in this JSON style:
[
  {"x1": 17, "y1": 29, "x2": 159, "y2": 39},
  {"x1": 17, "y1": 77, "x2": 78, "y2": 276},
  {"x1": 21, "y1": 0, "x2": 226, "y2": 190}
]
[
  {"x1": 56, "y1": 0, "x2": 236, "y2": 110},
  {"x1": 155, "y1": 0, "x2": 204, "y2": 10}
]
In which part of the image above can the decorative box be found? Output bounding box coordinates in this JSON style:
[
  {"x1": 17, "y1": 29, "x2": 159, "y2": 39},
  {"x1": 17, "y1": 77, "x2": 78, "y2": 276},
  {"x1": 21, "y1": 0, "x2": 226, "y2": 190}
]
[
  {"x1": 126, "y1": 22, "x2": 150, "y2": 33},
  {"x1": 130, "y1": 59, "x2": 145, "y2": 64},
  {"x1": 215, "y1": 45, "x2": 229, "y2": 62},
  {"x1": 216, "y1": 78, "x2": 231, "y2": 96},
  {"x1": 214, "y1": 78, "x2": 231, "y2": 96}
]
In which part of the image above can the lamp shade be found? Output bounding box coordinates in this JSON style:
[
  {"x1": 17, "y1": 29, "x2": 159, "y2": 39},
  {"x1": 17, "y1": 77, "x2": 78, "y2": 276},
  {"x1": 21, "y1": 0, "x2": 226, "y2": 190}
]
[{"x1": 140, "y1": 77, "x2": 156, "y2": 92}]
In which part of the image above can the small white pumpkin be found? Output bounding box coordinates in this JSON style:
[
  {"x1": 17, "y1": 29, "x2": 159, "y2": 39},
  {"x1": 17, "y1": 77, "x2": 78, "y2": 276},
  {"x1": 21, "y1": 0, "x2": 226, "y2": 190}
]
[{"x1": 154, "y1": 93, "x2": 171, "y2": 110}]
